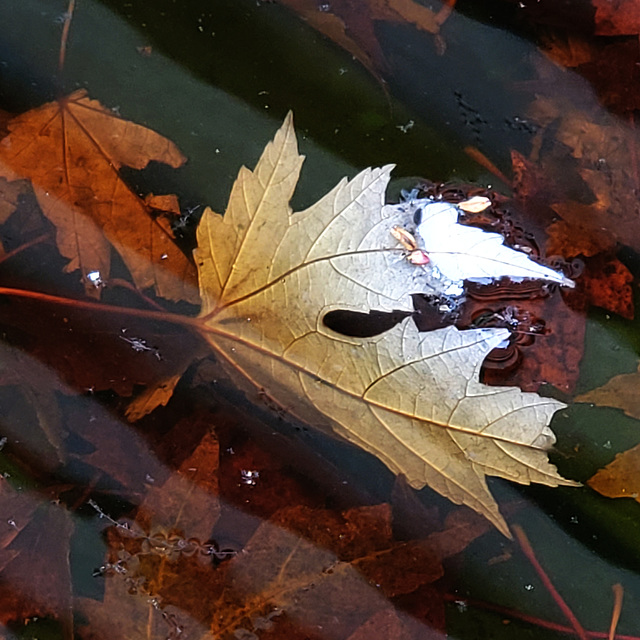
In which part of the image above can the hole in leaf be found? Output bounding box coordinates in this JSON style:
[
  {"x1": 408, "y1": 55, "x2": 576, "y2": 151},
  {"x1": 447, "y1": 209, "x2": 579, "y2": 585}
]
[{"x1": 322, "y1": 309, "x2": 409, "y2": 337}]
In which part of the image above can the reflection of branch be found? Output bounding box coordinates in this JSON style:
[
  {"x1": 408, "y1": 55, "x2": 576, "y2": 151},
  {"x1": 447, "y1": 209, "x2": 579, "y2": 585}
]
[
  {"x1": 513, "y1": 524, "x2": 589, "y2": 640},
  {"x1": 58, "y1": 0, "x2": 76, "y2": 74}
]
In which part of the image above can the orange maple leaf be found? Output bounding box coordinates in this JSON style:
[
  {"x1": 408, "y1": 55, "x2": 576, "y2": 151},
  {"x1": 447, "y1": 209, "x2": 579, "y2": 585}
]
[{"x1": 0, "y1": 90, "x2": 198, "y2": 302}]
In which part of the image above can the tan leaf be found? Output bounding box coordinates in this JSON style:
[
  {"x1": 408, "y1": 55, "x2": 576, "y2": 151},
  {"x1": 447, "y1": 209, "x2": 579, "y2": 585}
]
[
  {"x1": 0, "y1": 90, "x2": 198, "y2": 302},
  {"x1": 576, "y1": 364, "x2": 640, "y2": 420},
  {"x1": 193, "y1": 114, "x2": 577, "y2": 536},
  {"x1": 125, "y1": 373, "x2": 183, "y2": 421},
  {"x1": 587, "y1": 443, "x2": 640, "y2": 501}
]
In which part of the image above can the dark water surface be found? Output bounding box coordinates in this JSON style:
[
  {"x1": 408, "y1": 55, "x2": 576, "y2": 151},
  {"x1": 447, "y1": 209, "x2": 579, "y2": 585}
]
[{"x1": 1, "y1": 1, "x2": 640, "y2": 638}]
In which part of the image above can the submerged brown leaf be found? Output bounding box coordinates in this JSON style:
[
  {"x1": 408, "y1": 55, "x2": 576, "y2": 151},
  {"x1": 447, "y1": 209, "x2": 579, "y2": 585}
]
[
  {"x1": 193, "y1": 114, "x2": 577, "y2": 536},
  {"x1": 576, "y1": 365, "x2": 640, "y2": 421},
  {"x1": 0, "y1": 481, "x2": 73, "y2": 628},
  {"x1": 279, "y1": 0, "x2": 452, "y2": 77},
  {"x1": 587, "y1": 443, "x2": 640, "y2": 501},
  {"x1": 0, "y1": 90, "x2": 198, "y2": 302}
]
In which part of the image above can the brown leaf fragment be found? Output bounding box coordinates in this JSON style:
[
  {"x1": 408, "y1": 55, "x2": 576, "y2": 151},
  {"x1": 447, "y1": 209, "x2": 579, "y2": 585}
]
[
  {"x1": 545, "y1": 219, "x2": 616, "y2": 258},
  {"x1": 208, "y1": 511, "x2": 442, "y2": 639},
  {"x1": 125, "y1": 373, "x2": 183, "y2": 421},
  {"x1": 137, "y1": 430, "x2": 220, "y2": 542},
  {"x1": 594, "y1": 0, "x2": 640, "y2": 35},
  {"x1": 576, "y1": 364, "x2": 640, "y2": 420},
  {"x1": 77, "y1": 560, "x2": 207, "y2": 640},
  {"x1": 346, "y1": 608, "x2": 425, "y2": 640},
  {"x1": 0, "y1": 177, "x2": 28, "y2": 225},
  {"x1": 0, "y1": 90, "x2": 198, "y2": 302},
  {"x1": 145, "y1": 192, "x2": 181, "y2": 216},
  {"x1": 580, "y1": 254, "x2": 634, "y2": 320},
  {"x1": 280, "y1": 0, "x2": 448, "y2": 78},
  {"x1": 587, "y1": 443, "x2": 640, "y2": 501},
  {"x1": 0, "y1": 481, "x2": 73, "y2": 628},
  {"x1": 272, "y1": 504, "x2": 443, "y2": 598},
  {"x1": 540, "y1": 33, "x2": 594, "y2": 68}
]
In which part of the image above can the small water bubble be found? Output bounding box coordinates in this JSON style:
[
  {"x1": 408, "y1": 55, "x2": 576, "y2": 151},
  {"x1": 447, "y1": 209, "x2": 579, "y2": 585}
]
[
  {"x1": 318, "y1": 3, "x2": 331, "y2": 11},
  {"x1": 396, "y1": 120, "x2": 414, "y2": 133},
  {"x1": 86, "y1": 270, "x2": 105, "y2": 288},
  {"x1": 240, "y1": 469, "x2": 260, "y2": 485},
  {"x1": 454, "y1": 599, "x2": 468, "y2": 612}
]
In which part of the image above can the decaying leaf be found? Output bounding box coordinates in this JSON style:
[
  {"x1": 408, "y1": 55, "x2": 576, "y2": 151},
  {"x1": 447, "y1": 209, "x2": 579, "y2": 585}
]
[
  {"x1": 193, "y1": 114, "x2": 578, "y2": 536},
  {"x1": 575, "y1": 365, "x2": 640, "y2": 421},
  {"x1": 587, "y1": 443, "x2": 640, "y2": 501},
  {"x1": 93, "y1": 492, "x2": 481, "y2": 640},
  {"x1": 528, "y1": 96, "x2": 640, "y2": 254},
  {"x1": 279, "y1": 0, "x2": 452, "y2": 77},
  {"x1": 0, "y1": 480, "x2": 73, "y2": 628},
  {"x1": 0, "y1": 177, "x2": 28, "y2": 225},
  {"x1": 593, "y1": 0, "x2": 640, "y2": 35},
  {"x1": 0, "y1": 90, "x2": 198, "y2": 302}
]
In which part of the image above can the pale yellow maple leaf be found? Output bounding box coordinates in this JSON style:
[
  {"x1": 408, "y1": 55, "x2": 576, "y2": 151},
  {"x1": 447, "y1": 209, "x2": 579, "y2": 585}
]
[{"x1": 193, "y1": 113, "x2": 578, "y2": 536}]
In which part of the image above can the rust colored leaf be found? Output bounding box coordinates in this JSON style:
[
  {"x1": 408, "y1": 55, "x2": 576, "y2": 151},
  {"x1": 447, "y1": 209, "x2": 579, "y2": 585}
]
[
  {"x1": 593, "y1": 0, "x2": 640, "y2": 35},
  {"x1": 580, "y1": 254, "x2": 634, "y2": 320},
  {"x1": 0, "y1": 90, "x2": 198, "y2": 302},
  {"x1": 587, "y1": 443, "x2": 640, "y2": 501},
  {"x1": 137, "y1": 430, "x2": 220, "y2": 542},
  {"x1": 544, "y1": 220, "x2": 633, "y2": 319},
  {"x1": 527, "y1": 97, "x2": 640, "y2": 254},
  {"x1": 539, "y1": 33, "x2": 594, "y2": 68},
  {"x1": 545, "y1": 219, "x2": 616, "y2": 258},
  {"x1": 87, "y1": 484, "x2": 483, "y2": 640}
]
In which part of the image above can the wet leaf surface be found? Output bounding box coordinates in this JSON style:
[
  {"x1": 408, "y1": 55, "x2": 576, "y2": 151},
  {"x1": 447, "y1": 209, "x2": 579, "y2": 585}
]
[{"x1": 1, "y1": 0, "x2": 640, "y2": 637}]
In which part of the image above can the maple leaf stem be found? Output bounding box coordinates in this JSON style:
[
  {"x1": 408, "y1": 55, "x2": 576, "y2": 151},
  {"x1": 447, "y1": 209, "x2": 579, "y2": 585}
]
[
  {"x1": 58, "y1": 0, "x2": 76, "y2": 75},
  {"x1": 0, "y1": 286, "x2": 204, "y2": 331},
  {"x1": 513, "y1": 525, "x2": 590, "y2": 640}
]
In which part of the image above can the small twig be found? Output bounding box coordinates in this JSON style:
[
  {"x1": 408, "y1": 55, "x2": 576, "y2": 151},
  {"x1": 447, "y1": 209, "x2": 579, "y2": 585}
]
[
  {"x1": 0, "y1": 234, "x2": 49, "y2": 265},
  {"x1": 464, "y1": 145, "x2": 511, "y2": 186},
  {"x1": 609, "y1": 583, "x2": 624, "y2": 640},
  {"x1": 513, "y1": 525, "x2": 590, "y2": 640},
  {"x1": 444, "y1": 593, "x2": 640, "y2": 640},
  {"x1": 435, "y1": 0, "x2": 457, "y2": 27},
  {"x1": 58, "y1": 0, "x2": 76, "y2": 74}
]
